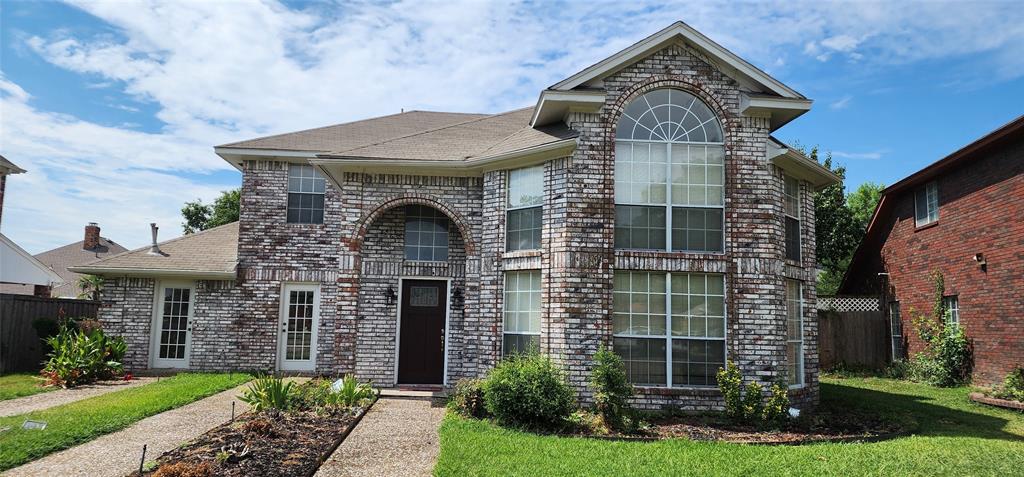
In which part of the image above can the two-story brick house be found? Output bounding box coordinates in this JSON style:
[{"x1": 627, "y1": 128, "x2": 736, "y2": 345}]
[
  {"x1": 74, "y1": 22, "x2": 838, "y2": 409},
  {"x1": 841, "y1": 115, "x2": 1023, "y2": 385}
]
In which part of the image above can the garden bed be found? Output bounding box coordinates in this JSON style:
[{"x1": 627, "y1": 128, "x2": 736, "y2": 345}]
[
  {"x1": 970, "y1": 392, "x2": 1024, "y2": 411},
  {"x1": 140, "y1": 398, "x2": 376, "y2": 477}
]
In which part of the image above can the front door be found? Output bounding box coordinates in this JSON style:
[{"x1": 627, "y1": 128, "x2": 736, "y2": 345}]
[
  {"x1": 397, "y1": 279, "x2": 447, "y2": 385},
  {"x1": 278, "y1": 284, "x2": 320, "y2": 372},
  {"x1": 152, "y1": 281, "x2": 194, "y2": 368}
]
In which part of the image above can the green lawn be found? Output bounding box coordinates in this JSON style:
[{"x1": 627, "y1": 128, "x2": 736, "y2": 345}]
[
  {"x1": 0, "y1": 374, "x2": 53, "y2": 401},
  {"x1": 436, "y1": 377, "x2": 1024, "y2": 476},
  {"x1": 0, "y1": 372, "x2": 251, "y2": 471}
]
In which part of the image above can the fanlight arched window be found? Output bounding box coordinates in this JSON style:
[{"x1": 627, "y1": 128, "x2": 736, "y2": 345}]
[{"x1": 614, "y1": 89, "x2": 725, "y2": 253}]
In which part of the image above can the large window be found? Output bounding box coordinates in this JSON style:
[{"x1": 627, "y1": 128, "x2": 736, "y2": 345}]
[
  {"x1": 942, "y1": 295, "x2": 959, "y2": 326},
  {"x1": 404, "y1": 205, "x2": 449, "y2": 261},
  {"x1": 507, "y1": 166, "x2": 544, "y2": 251},
  {"x1": 785, "y1": 280, "x2": 804, "y2": 386},
  {"x1": 613, "y1": 271, "x2": 726, "y2": 387},
  {"x1": 287, "y1": 164, "x2": 326, "y2": 224},
  {"x1": 915, "y1": 181, "x2": 939, "y2": 227},
  {"x1": 614, "y1": 89, "x2": 725, "y2": 253},
  {"x1": 783, "y1": 175, "x2": 801, "y2": 261},
  {"x1": 503, "y1": 270, "x2": 541, "y2": 355},
  {"x1": 889, "y1": 301, "x2": 904, "y2": 360}
]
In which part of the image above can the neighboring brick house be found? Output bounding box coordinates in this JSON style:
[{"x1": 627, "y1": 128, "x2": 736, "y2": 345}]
[
  {"x1": 1, "y1": 223, "x2": 127, "y2": 298},
  {"x1": 841, "y1": 115, "x2": 1024, "y2": 385},
  {"x1": 73, "y1": 22, "x2": 838, "y2": 410}
]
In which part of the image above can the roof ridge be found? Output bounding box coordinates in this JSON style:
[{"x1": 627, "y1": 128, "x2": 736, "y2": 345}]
[
  {"x1": 84, "y1": 221, "x2": 239, "y2": 267},
  {"x1": 328, "y1": 107, "x2": 534, "y2": 157},
  {"x1": 217, "y1": 110, "x2": 487, "y2": 149}
]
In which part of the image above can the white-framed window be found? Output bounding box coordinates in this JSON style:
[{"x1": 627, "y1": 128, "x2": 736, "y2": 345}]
[
  {"x1": 614, "y1": 89, "x2": 725, "y2": 253},
  {"x1": 287, "y1": 164, "x2": 326, "y2": 224},
  {"x1": 914, "y1": 181, "x2": 939, "y2": 227},
  {"x1": 507, "y1": 165, "x2": 544, "y2": 251},
  {"x1": 785, "y1": 279, "x2": 804, "y2": 386},
  {"x1": 942, "y1": 295, "x2": 959, "y2": 326},
  {"x1": 503, "y1": 270, "x2": 541, "y2": 355},
  {"x1": 889, "y1": 301, "x2": 904, "y2": 360},
  {"x1": 404, "y1": 205, "x2": 449, "y2": 261},
  {"x1": 783, "y1": 175, "x2": 801, "y2": 262},
  {"x1": 612, "y1": 271, "x2": 726, "y2": 387}
]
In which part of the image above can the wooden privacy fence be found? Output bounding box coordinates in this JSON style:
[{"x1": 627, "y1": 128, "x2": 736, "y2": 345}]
[
  {"x1": 0, "y1": 294, "x2": 100, "y2": 373},
  {"x1": 818, "y1": 296, "x2": 890, "y2": 370}
]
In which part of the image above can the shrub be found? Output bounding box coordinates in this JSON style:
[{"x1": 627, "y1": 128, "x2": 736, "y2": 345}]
[
  {"x1": 482, "y1": 353, "x2": 576, "y2": 430},
  {"x1": 717, "y1": 361, "x2": 789, "y2": 426},
  {"x1": 589, "y1": 346, "x2": 636, "y2": 432},
  {"x1": 238, "y1": 376, "x2": 297, "y2": 412},
  {"x1": 152, "y1": 461, "x2": 213, "y2": 477},
  {"x1": 993, "y1": 368, "x2": 1024, "y2": 402},
  {"x1": 762, "y1": 382, "x2": 789, "y2": 423},
  {"x1": 741, "y1": 381, "x2": 764, "y2": 422},
  {"x1": 324, "y1": 375, "x2": 375, "y2": 408},
  {"x1": 41, "y1": 324, "x2": 126, "y2": 387},
  {"x1": 906, "y1": 271, "x2": 973, "y2": 387},
  {"x1": 717, "y1": 361, "x2": 744, "y2": 421},
  {"x1": 448, "y1": 378, "x2": 488, "y2": 418}
]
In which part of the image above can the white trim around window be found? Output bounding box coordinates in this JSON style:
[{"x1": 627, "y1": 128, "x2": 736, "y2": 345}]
[
  {"x1": 785, "y1": 279, "x2": 805, "y2": 387},
  {"x1": 502, "y1": 270, "x2": 541, "y2": 356},
  {"x1": 914, "y1": 181, "x2": 939, "y2": 227}
]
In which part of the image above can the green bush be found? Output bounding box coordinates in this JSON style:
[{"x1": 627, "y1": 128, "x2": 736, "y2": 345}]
[
  {"x1": 288, "y1": 376, "x2": 375, "y2": 412},
  {"x1": 993, "y1": 368, "x2": 1024, "y2": 403},
  {"x1": 41, "y1": 324, "x2": 126, "y2": 387},
  {"x1": 906, "y1": 271, "x2": 972, "y2": 387},
  {"x1": 718, "y1": 361, "x2": 744, "y2": 421},
  {"x1": 238, "y1": 375, "x2": 297, "y2": 412},
  {"x1": 448, "y1": 378, "x2": 488, "y2": 418},
  {"x1": 325, "y1": 375, "x2": 375, "y2": 408},
  {"x1": 589, "y1": 346, "x2": 636, "y2": 432},
  {"x1": 762, "y1": 382, "x2": 789, "y2": 423},
  {"x1": 482, "y1": 353, "x2": 576, "y2": 430},
  {"x1": 716, "y1": 361, "x2": 789, "y2": 426}
]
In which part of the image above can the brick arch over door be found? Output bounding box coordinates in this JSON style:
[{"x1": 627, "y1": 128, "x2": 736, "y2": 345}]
[{"x1": 348, "y1": 194, "x2": 477, "y2": 254}]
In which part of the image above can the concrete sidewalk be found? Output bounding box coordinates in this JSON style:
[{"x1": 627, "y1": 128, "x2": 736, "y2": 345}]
[
  {"x1": 315, "y1": 398, "x2": 446, "y2": 477},
  {"x1": 3, "y1": 383, "x2": 251, "y2": 477},
  {"x1": 0, "y1": 377, "x2": 156, "y2": 418}
]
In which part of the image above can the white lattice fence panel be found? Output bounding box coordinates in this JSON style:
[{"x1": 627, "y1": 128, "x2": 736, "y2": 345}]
[{"x1": 818, "y1": 296, "x2": 879, "y2": 312}]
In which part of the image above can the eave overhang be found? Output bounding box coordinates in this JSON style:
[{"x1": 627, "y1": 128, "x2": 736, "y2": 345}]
[
  {"x1": 67, "y1": 265, "x2": 238, "y2": 280},
  {"x1": 768, "y1": 142, "x2": 841, "y2": 190},
  {"x1": 741, "y1": 94, "x2": 813, "y2": 131},
  {"x1": 214, "y1": 147, "x2": 322, "y2": 171},
  {"x1": 530, "y1": 90, "x2": 606, "y2": 127}
]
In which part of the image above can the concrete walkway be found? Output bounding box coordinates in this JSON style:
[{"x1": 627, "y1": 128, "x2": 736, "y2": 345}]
[
  {"x1": 0, "y1": 378, "x2": 157, "y2": 418},
  {"x1": 315, "y1": 398, "x2": 446, "y2": 477},
  {"x1": 4, "y1": 383, "x2": 251, "y2": 477}
]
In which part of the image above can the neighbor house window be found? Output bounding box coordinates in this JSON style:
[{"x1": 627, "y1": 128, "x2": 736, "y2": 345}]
[
  {"x1": 507, "y1": 165, "x2": 544, "y2": 251},
  {"x1": 613, "y1": 271, "x2": 726, "y2": 387},
  {"x1": 942, "y1": 295, "x2": 959, "y2": 326},
  {"x1": 915, "y1": 181, "x2": 939, "y2": 227},
  {"x1": 404, "y1": 205, "x2": 449, "y2": 261},
  {"x1": 889, "y1": 301, "x2": 904, "y2": 360},
  {"x1": 287, "y1": 164, "x2": 326, "y2": 224},
  {"x1": 614, "y1": 89, "x2": 725, "y2": 253},
  {"x1": 785, "y1": 280, "x2": 804, "y2": 386},
  {"x1": 783, "y1": 175, "x2": 801, "y2": 262},
  {"x1": 503, "y1": 270, "x2": 541, "y2": 355}
]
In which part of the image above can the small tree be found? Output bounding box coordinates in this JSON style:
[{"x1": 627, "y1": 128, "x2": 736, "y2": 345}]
[
  {"x1": 589, "y1": 346, "x2": 635, "y2": 432},
  {"x1": 182, "y1": 189, "x2": 241, "y2": 233},
  {"x1": 77, "y1": 274, "x2": 104, "y2": 300}
]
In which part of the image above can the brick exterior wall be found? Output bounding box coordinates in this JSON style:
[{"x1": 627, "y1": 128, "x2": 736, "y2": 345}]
[
  {"x1": 843, "y1": 137, "x2": 1024, "y2": 385},
  {"x1": 98, "y1": 42, "x2": 820, "y2": 409}
]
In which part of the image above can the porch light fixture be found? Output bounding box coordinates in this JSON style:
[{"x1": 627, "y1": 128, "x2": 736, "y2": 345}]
[{"x1": 385, "y1": 286, "x2": 396, "y2": 306}]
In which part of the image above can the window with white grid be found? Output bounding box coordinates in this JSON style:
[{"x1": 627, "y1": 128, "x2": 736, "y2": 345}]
[
  {"x1": 784, "y1": 175, "x2": 801, "y2": 262},
  {"x1": 287, "y1": 164, "x2": 326, "y2": 224},
  {"x1": 507, "y1": 166, "x2": 544, "y2": 251},
  {"x1": 503, "y1": 270, "x2": 541, "y2": 356},
  {"x1": 404, "y1": 205, "x2": 449, "y2": 261},
  {"x1": 915, "y1": 181, "x2": 939, "y2": 227},
  {"x1": 785, "y1": 280, "x2": 804, "y2": 386},
  {"x1": 943, "y1": 295, "x2": 959, "y2": 326}
]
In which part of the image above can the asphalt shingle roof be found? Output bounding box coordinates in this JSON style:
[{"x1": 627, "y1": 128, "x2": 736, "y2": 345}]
[{"x1": 71, "y1": 222, "x2": 239, "y2": 277}]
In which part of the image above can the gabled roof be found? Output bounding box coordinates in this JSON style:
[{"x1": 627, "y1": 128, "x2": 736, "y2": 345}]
[
  {"x1": 33, "y1": 237, "x2": 128, "y2": 297},
  {"x1": 549, "y1": 21, "x2": 804, "y2": 99},
  {"x1": 0, "y1": 233, "x2": 62, "y2": 286},
  {"x1": 69, "y1": 222, "x2": 239, "y2": 279},
  {"x1": 0, "y1": 154, "x2": 26, "y2": 175}
]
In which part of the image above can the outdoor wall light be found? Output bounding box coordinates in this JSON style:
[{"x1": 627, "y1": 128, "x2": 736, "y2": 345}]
[
  {"x1": 452, "y1": 286, "x2": 465, "y2": 309},
  {"x1": 385, "y1": 285, "x2": 397, "y2": 306},
  {"x1": 974, "y1": 253, "x2": 987, "y2": 271}
]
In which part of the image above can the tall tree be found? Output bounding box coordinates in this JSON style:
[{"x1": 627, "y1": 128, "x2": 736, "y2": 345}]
[
  {"x1": 847, "y1": 181, "x2": 885, "y2": 232},
  {"x1": 182, "y1": 189, "x2": 241, "y2": 233},
  {"x1": 800, "y1": 146, "x2": 860, "y2": 295}
]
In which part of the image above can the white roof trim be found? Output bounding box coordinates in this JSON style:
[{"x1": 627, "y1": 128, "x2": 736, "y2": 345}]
[
  {"x1": 530, "y1": 90, "x2": 606, "y2": 126},
  {"x1": 550, "y1": 21, "x2": 803, "y2": 99},
  {"x1": 0, "y1": 233, "x2": 63, "y2": 285},
  {"x1": 214, "y1": 147, "x2": 320, "y2": 171},
  {"x1": 767, "y1": 140, "x2": 841, "y2": 189},
  {"x1": 67, "y1": 265, "x2": 237, "y2": 279}
]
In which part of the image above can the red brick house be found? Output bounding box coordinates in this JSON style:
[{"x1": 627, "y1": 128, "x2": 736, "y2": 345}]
[{"x1": 841, "y1": 115, "x2": 1024, "y2": 385}]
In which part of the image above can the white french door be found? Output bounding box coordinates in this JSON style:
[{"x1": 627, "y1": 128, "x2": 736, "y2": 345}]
[
  {"x1": 278, "y1": 283, "x2": 320, "y2": 372},
  {"x1": 152, "y1": 281, "x2": 195, "y2": 368}
]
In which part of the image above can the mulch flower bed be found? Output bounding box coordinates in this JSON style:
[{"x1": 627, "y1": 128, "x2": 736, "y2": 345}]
[{"x1": 139, "y1": 402, "x2": 374, "y2": 477}]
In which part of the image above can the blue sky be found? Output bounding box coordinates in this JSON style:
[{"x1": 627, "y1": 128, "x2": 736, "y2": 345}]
[{"x1": 2, "y1": 0, "x2": 1023, "y2": 252}]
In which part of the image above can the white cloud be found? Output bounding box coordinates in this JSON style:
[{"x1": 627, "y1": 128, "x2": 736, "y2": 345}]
[
  {"x1": 832, "y1": 150, "x2": 886, "y2": 161},
  {"x1": 3, "y1": 0, "x2": 1023, "y2": 251},
  {"x1": 830, "y1": 95, "x2": 853, "y2": 110}
]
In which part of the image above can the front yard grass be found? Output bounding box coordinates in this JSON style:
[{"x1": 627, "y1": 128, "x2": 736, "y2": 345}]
[
  {"x1": 0, "y1": 372, "x2": 251, "y2": 471},
  {"x1": 436, "y1": 377, "x2": 1024, "y2": 476},
  {"x1": 0, "y1": 374, "x2": 53, "y2": 401}
]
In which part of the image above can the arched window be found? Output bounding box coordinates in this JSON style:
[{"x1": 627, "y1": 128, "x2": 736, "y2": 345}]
[{"x1": 614, "y1": 89, "x2": 725, "y2": 252}]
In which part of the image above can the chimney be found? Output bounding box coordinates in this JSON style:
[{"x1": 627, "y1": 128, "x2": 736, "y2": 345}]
[
  {"x1": 84, "y1": 222, "x2": 100, "y2": 250},
  {"x1": 148, "y1": 223, "x2": 163, "y2": 255}
]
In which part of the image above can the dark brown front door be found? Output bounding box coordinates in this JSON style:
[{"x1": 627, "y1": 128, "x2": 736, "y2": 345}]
[{"x1": 398, "y1": 279, "x2": 447, "y2": 384}]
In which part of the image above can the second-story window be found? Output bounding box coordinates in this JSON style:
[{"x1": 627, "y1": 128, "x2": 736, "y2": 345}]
[
  {"x1": 507, "y1": 165, "x2": 544, "y2": 251},
  {"x1": 614, "y1": 89, "x2": 725, "y2": 253},
  {"x1": 287, "y1": 164, "x2": 326, "y2": 224},
  {"x1": 783, "y1": 175, "x2": 801, "y2": 261},
  {"x1": 405, "y1": 205, "x2": 449, "y2": 261},
  {"x1": 915, "y1": 181, "x2": 939, "y2": 227}
]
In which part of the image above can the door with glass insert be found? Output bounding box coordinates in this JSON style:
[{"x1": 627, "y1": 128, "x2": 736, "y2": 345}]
[
  {"x1": 152, "y1": 282, "x2": 194, "y2": 368},
  {"x1": 278, "y1": 284, "x2": 320, "y2": 371}
]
